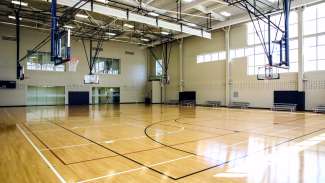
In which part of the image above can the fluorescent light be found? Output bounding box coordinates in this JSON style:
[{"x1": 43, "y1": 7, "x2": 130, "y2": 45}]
[
  {"x1": 75, "y1": 13, "x2": 88, "y2": 19},
  {"x1": 161, "y1": 31, "x2": 169, "y2": 35},
  {"x1": 56, "y1": 0, "x2": 211, "y2": 39},
  {"x1": 106, "y1": 32, "x2": 116, "y2": 36},
  {"x1": 11, "y1": 0, "x2": 28, "y2": 6},
  {"x1": 95, "y1": 0, "x2": 107, "y2": 3},
  {"x1": 8, "y1": 15, "x2": 22, "y2": 20},
  {"x1": 148, "y1": 12, "x2": 159, "y2": 17},
  {"x1": 186, "y1": 22, "x2": 197, "y2": 27},
  {"x1": 182, "y1": 0, "x2": 193, "y2": 2},
  {"x1": 124, "y1": 23, "x2": 134, "y2": 28},
  {"x1": 220, "y1": 11, "x2": 231, "y2": 17},
  {"x1": 140, "y1": 38, "x2": 150, "y2": 42},
  {"x1": 63, "y1": 25, "x2": 74, "y2": 29}
]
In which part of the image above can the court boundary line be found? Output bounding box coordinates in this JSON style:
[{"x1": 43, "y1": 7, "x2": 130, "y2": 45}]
[
  {"x1": 15, "y1": 106, "x2": 325, "y2": 182},
  {"x1": 174, "y1": 127, "x2": 325, "y2": 180},
  {"x1": 22, "y1": 123, "x2": 122, "y2": 165},
  {"x1": 25, "y1": 120, "x2": 231, "y2": 165},
  {"x1": 16, "y1": 124, "x2": 67, "y2": 183},
  {"x1": 51, "y1": 120, "x2": 180, "y2": 180},
  {"x1": 22, "y1": 123, "x2": 69, "y2": 165},
  {"x1": 76, "y1": 155, "x2": 195, "y2": 183},
  {"x1": 174, "y1": 119, "x2": 294, "y2": 139},
  {"x1": 23, "y1": 113, "x2": 311, "y2": 168}
]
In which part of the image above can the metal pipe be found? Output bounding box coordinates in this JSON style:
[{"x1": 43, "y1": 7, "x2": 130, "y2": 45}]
[
  {"x1": 89, "y1": 39, "x2": 93, "y2": 74},
  {"x1": 268, "y1": 15, "x2": 272, "y2": 66},
  {"x1": 16, "y1": 10, "x2": 20, "y2": 79},
  {"x1": 284, "y1": 0, "x2": 290, "y2": 67},
  {"x1": 51, "y1": 0, "x2": 57, "y2": 61}
]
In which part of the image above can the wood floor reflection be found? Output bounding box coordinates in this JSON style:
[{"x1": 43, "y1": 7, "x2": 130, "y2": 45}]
[{"x1": 0, "y1": 104, "x2": 324, "y2": 183}]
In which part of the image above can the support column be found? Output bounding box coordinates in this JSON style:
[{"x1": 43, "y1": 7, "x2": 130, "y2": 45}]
[
  {"x1": 16, "y1": 10, "x2": 21, "y2": 79},
  {"x1": 225, "y1": 26, "x2": 231, "y2": 106},
  {"x1": 179, "y1": 38, "x2": 184, "y2": 92},
  {"x1": 298, "y1": 7, "x2": 304, "y2": 91}
]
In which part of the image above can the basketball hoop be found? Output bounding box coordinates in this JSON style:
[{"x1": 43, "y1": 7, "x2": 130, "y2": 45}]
[
  {"x1": 257, "y1": 65, "x2": 280, "y2": 80},
  {"x1": 68, "y1": 56, "x2": 80, "y2": 72}
]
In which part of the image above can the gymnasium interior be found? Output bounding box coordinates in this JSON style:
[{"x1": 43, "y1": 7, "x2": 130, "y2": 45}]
[{"x1": 0, "y1": 0, "x2": 325, "y2": 182}]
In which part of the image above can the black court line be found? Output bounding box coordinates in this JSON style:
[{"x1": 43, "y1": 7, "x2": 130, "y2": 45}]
[
  {"x1": 174, "y1": 127, "x2": 325, "y2": 180},
  {"x1": 46, "y1": 116, "x2": 325, "y2": 180},
  {"x1": 144, "y1": 120, "x2": 238, "y2": 157},
  {"x1": 51, "y1": 120, "x2": 180, "y2": 180},
  {"x1": 174, "y1": 119, "x2": 293, "y2": 139},
  {"x1": 21, "y1": 123, "x2": 67, "y2": 165},
  {"x1": 26, "y1": 119, "x2": 238, "y2": 165},
  {"x1": 144, "y1": 119, "x2": 325, "y2": 180},
  {"x1": 26, "y1": 110, "x2": 325, "y2": 180},
  {"x1": 155, "y1": 122, "x2": 235, "y2": 135},
  {"x1": 21, "y1": 123, "x2": 119, "y2": 165}
]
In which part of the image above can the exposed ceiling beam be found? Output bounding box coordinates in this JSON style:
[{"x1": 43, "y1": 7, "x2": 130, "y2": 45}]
[
  {"x1": 148, "y1": 0, "x2": 325, "y2": 47},
  {"x1": 56, "y1": 0, "x2": 211, "y2": 39},
  {"x1": 194, "y1": 4, "x2": 226, "y2": 21}
]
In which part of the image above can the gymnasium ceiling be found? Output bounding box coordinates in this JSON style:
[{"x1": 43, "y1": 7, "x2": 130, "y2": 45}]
[{"x1": 0, "y1": 0, "x2": 322, "y2": 46}]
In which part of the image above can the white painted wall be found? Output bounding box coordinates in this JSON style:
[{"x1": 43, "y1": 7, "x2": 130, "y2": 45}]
[{"x1": 0, "y1": 25, "x2": 147, "y2": 106}]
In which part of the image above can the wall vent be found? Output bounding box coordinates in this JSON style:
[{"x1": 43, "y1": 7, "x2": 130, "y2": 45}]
[
  {"x1": 125, "y1": 51, "x2": 134, "y2": 55},
  {"x1": 2, "y1": 36, "x2": 16, "y2": 41}
]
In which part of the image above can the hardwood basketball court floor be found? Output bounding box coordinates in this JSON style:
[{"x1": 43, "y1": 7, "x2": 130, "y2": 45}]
[{"x1": 1, "y1": 104, "x2": 324, "y2": 183}]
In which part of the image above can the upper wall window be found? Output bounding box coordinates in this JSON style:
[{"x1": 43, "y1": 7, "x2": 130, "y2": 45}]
[
  {"x1": 246, "y1": 11, "x2": 298, "y2": 75},
  {"x1": 303, "y1": 2, "x2": 325, "y2": 72},
  {"x1": 197, "y1": 51, "x2": 226, "y2": 63},
  {"x1": 247, "y1": 11, "x2": 298, "y2": 46},
  {"x1": 155, "y1": 59, "x2": 163, "y2": 76},
  {"x1": 27, "y1": 51, "x2": 65, "y2": 72},
  {"x1": 303, "y1": 3, "x2": 325, "y2": 36},
  {"x1": 93, "y1": 57, "x2": 120, "y2": 75}
]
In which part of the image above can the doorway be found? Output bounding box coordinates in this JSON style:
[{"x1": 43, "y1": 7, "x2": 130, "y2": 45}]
[{"x1": 92, "y1": 87, "x2": 120, "y2": 104}]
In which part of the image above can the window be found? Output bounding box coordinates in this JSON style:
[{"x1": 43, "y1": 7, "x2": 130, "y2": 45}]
[
  {"x1": 93, "y1": 57, "x2": 120, "y2": 75},
  {"x1": 303, "y1": 2, "x2": 325, "y2": 71},
  {"x1": 155, "y1": 59, "x2": 163, "y2": 76},
  {"x1": 247, "y1": 11, "x2": 298, "y2": 46},
  {"x1": 92, "y1": 87, "x2": 120, "y2": 104},
  {"x1": 27, "y1": 51, "x2": 65, "y2": 72},
  {"x1": 27, "y1": 86, "x2": 65, "y2": 105},
  {"x1": 246, "y1": 11, "x2": 298, "y2": 75},
  {"x1": 196, "y1": 51, "x2": 226, "y2": 63}
]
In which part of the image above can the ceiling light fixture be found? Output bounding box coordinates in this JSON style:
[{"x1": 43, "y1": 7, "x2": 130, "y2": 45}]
[
  {"x1": 140, "y1": 38, "x2": 150, "y2": 42},
  {"x1": 148, "y1": 12, "x2": 159, "y2": 17},
  {"x1": 11, "y1": 0, "x2": 28, "y2": 6},
  {"x1": 106, "y1": 32, "x2": 116, "y2": 36},
  {"x1": 8, "y1": 15, "x2": 22, "y2": 20},
  {"x1": 186, "y1": 22, "x2": 197, "y2": 27},
  {"x1": 161, "y1": 31, "x2": 169, "y2": 35},
  {"x1": 63, "y1": 25, "x2": 74, "y2": 29},
  {"x1": 75, "y1": 13, "x2": 89, "y2": 19},
  {"x1": 124, "y1": 23, "x2": 134, "y2": 28},
  {"x1": 220, "y1": 11, "x2": 231, "y2": 17}
]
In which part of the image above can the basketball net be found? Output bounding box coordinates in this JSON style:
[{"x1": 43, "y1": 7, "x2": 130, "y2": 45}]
[{"x1": 68, "y1": 57, "x2": 80, "y2": 72}]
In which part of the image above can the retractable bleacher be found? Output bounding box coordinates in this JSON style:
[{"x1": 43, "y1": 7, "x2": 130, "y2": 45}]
[
  {"x1": 314, "y1": 105, "x2": 325, "y2": 113},
  {"x1": 271, "y1": 103, "x2": 297, "y2": 112},
  {"x1": 206, "y1": 101, "x2": 221, "y2": 107},
  {"x1": 229, "y1": 102, "x2": 250, "y2": 109}
]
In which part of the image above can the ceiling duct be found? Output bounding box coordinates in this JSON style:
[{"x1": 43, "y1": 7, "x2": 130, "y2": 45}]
[{"x1": 56, "y1": 0, "x2": 211, "y2": 39}]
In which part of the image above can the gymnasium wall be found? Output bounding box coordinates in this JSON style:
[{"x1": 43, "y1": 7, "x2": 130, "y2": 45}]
[
  {"x1": 182, "y1": 31, "x2": 226, "y2": 105},
  {"x1": 0, "y1": 25, "x2": 147, "y2": 106},
  {"x1": 229, "y1": 25, "x2": 298, "y2": 108},
  {"x1": 162, "y1": 24, "x2": 325, "y2": 110}
]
